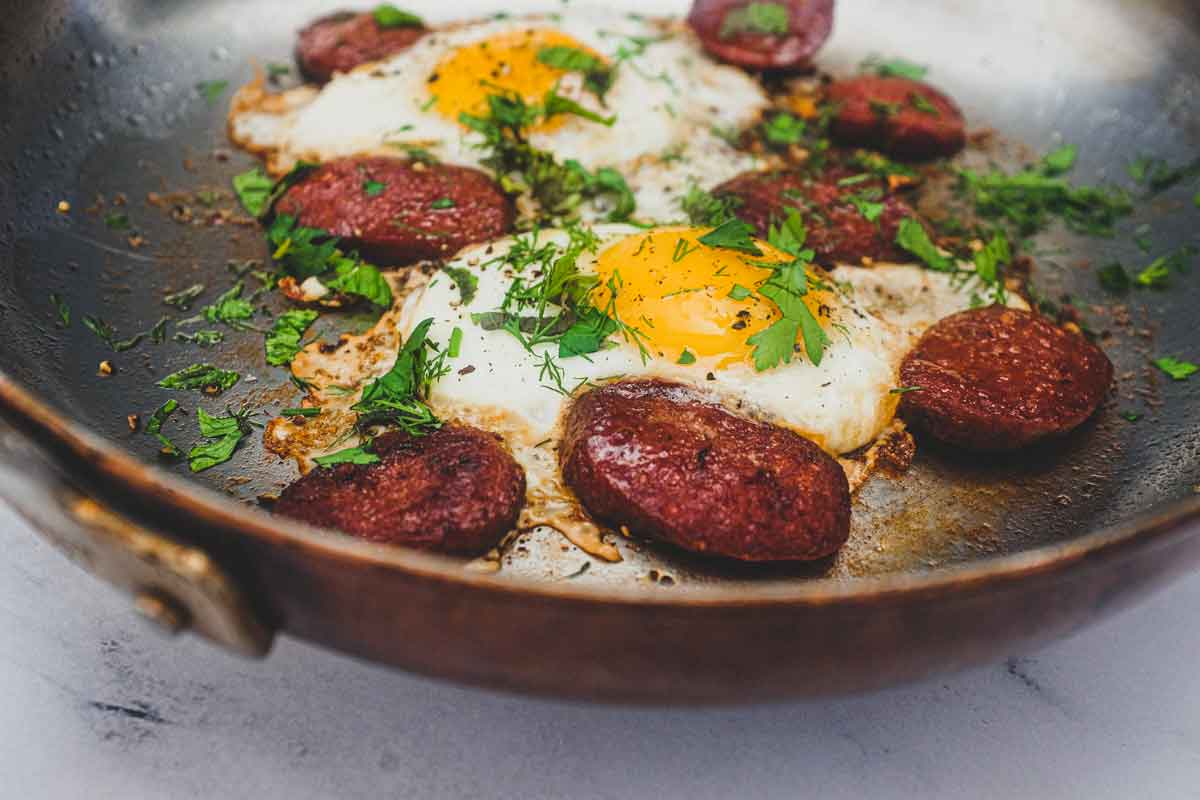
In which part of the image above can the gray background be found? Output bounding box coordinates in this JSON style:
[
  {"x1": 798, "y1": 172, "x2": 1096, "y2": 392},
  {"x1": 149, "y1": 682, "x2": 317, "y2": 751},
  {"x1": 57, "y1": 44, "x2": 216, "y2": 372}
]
[{"x1": 2, "y1": 498, "x2": 1198, "y2": 799}]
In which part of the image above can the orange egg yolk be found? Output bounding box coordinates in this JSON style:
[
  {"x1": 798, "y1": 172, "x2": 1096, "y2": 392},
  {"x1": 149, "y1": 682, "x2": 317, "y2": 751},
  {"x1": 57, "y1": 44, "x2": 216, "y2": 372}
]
[
  {"x1": 430, "y1": 29, "x2": 606, "y2": 132},
  {"x1": 591, "y1": 227, "x2": 830, "y2": 369}
]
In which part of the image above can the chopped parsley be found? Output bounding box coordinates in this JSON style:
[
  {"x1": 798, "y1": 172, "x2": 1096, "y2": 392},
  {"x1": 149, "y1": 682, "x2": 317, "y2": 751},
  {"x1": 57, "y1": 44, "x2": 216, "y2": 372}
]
[
  {"x1": 104, "y1": 212, "x2": 131, "y2": 231},
  {"x1": 448, "y1": 326, "x2": 463, "y2": 358},
  {"x1": 677, "y1": 348, "x2": 697, "y2": 365},
  {"x1": 727, "y1": 284, "x2": 753, "y2": 301},
  {"x1": 895, "y1": 219, "x2": 955, "y2": 272},
  {"x1": 265, "y1": 309, "x2": 319, "y2": 366},
  {"x1": 363, "y1": 179, "x2": 387, "y2": 197},
  {"x1": 443, "y1": 266, "x2": 479, "y2": 306},
  {"x1": 908, "y1": 93, "x2": 940, "y2": 116},
  {"x1": 537, "y1": 45, "x2": 614, "y2": 102},
  {"x1": 232, "y1": 162, "x2": 319, "y2": 219},
  {"x1": 195, "y1": 80, "x2": 228, "y2": 107},
  {"x1": 1128, "y1": 155, "x2": 1200, "y2": 195},
  {"x1": 201, "y1": 281, "x2": 258, "y2": 330},
  {"x1": 1041, "y1": 144, "x2": 1079, "y2": 176},
  {"x1": 158, "y1": 363, "x2": 241, "y2": 394},
  {"x1": 82, "y1": 315, "x2": 147, "y2": 352},
  {"x1": 957, "y1": 156, "x2": 1133, "y2": 237},
  {"x1": 745, "y1": 210, "x2": 828, "y2": 371},
  {"x1": 848, "y1": 195, "x2": 885, "y2": 223},
  {"x1": 430, "y1": 197, "x2": 455, "y2": 209},
  {"x1": 351, "y1": 317, "x2": 447, "y2": 436},
  {"x1": 282, "y1": 407, "x2": 321, "y2": 417},
  {"x1": 681, "y1": 184, "x2": 740, "y2": 226},
  {"x1": 763, "y1": 112, "x2": 806, "y2": 146},
  {"x1": 1120, "y1": 410, "x2": 1143, "y2": 423},
  {"x1": 1153, "y1": 357, "x2": 1198, "y2": 381},
  {"x1": 861, "y1": 55, "x2": 928, "y2": 80},
  {"x1": 889, "y1": 386, "x2": 924, "y2": 395},
  {"x1": 314, "y1": 443, "x2": 381, "y2": 467},
  {"x1": 266, "y1": 214, "x2": 392, "y2": 307},
  {"x1": 232, "y1": 169, "x2": 274, "y2": 216},
  {"x1": 267, "y1": 63, "x2": 290, "y2": 79},
  {"x1": 145, "y1": 399, "x2": 181, "y2": 457},
  {"x1": 372, "y1": 4, "x2": 423, "y2": 28},
  {"x1": 163, "y1": 283, "x2": 206, "y2": 311},
  {"x1": 188, "y1": 406, "x2": 253, "y2": 472},
  {"x1": 1135, "y1": 245, "x2": 1196, "y2": 290},
  {"x1": 698, "y1": 218, "x2": 762, "y2": 255},
  {"x1": 719, "y1": 2, "x2": 790, "y2": 39},
  {"x1": 1097, "y1": 262, "x2": 1131, "y2": 294},
  {"x1": 174, "y1": 330, "x2": 224, "y2": 347},
  {"x1": 1135, "y1": 259, "x2": 1171, "y2": 289},
  {"x1": 49, "y1": 293, "x2": 69, "y2": 327},
  {"x1": 460, "y1": 88, "x2": 632, "y2": 223}
]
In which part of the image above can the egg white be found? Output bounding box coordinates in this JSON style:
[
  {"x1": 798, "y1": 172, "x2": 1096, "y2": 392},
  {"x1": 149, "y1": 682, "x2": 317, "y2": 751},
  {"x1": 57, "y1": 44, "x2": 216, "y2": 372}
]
[{"x1": 229, "y1": 11, "x2": 767, "y2": 221}]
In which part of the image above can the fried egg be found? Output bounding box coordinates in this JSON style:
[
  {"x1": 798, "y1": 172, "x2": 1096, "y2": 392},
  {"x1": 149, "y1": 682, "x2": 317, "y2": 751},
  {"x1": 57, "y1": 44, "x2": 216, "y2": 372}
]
[{"x1": 229, "y1": 12, "x2": 766, "y2": 221}]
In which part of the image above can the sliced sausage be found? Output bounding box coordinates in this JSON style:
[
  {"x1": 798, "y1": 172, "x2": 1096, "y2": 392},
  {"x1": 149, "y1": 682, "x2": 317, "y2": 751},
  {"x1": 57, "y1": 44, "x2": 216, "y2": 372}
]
[
  {"x1": 274, "y1": 157, "x2": 516, "y2": 266},
  {"x1": 687, "y1": 0, "x2": 834, "y2": 71},
  {"x1": 714, "y1": 169, "x2": 923, "y2": 265},
  {"x1": 561, "y1": 380, "x2": 851, "y2": 562},
  {"x1": 900, "y1": 307, "x2": 1114, "y2": 451},
  {"x1": 826, "y1": 76, "x2": 966, "y2": 160},
  {"x1": 274, "y1": 426, "x2": 526, "y2": 555},
  {"x1": 295, "y1": 11, "x2": 428, "y2": 84}
]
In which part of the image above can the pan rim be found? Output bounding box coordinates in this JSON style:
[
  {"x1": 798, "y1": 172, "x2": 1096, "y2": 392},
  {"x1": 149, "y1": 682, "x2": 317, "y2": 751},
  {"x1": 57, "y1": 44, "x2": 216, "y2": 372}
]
[{"x1": 2, "y1": 369, "x2": 1198, "y2": 608}]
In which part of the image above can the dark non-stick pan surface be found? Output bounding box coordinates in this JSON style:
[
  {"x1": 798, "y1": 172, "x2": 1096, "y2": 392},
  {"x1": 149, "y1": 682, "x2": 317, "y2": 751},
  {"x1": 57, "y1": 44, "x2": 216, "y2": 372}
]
[{"x1": 1, "y1": 0, "x2": 1198, "y2": 593}]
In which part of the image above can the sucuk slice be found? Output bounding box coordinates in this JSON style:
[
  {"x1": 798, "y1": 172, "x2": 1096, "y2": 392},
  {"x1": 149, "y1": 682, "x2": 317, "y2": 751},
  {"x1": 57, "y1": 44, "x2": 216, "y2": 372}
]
[
  {"x1": 687, "y1": 0, "x2": 835, "y2": 71},
  {"x1": 274, "y1": 425, "x2": 527, "y2": 555},
  {"x1": 295, "y1": 10, "x2": 428, "y2": 84},
  {"x1": 274, "y1": 157, "x2": 516, "y2": 266},
  {"x1": 560, "y1": 380, "x2": 851, "y2": 562},
  {"x1": 714, "y1": 169, "x2": 925, "y2": 265},
  {"x1": 899, "y1": 306, "x2": 1114, "y2": 451},
  {"x1": 826, "y1": 76, "x2": 967, "y2": 161}
]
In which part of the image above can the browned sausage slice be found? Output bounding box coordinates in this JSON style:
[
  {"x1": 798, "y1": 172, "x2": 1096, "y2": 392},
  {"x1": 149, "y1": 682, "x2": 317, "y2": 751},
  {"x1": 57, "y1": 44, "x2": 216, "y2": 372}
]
[
  {"x1": 561, "y1": 380, "x2": 851, "y2": 562},
  {"x1": 826, "y1": 76, "x2": 966, "y2": 160},
  {"x1": 714, "y1": 169, "x2": 923, "y2": 265},
  {"x1": 295, "y1": 11, "x2": 428, "y2": 84},
  {"x1": 274, "y1": 157, "x2": 516, "y2": 266},
  {"x1": 274, "y1": 426, "x2": 527, "y2": 554},
  {"x1": 900, "y1": 307, "x2": 1114, "y2": 451},
  {"x1": 687, "y1": 0, "x2": 834, "y2": 71}
]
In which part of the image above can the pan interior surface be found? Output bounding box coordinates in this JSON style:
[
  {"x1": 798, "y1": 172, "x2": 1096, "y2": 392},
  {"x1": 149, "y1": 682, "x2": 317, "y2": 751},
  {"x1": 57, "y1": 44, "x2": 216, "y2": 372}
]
[{"x1": 0, "y1": 0, "x2": 1197, "y2": 592}]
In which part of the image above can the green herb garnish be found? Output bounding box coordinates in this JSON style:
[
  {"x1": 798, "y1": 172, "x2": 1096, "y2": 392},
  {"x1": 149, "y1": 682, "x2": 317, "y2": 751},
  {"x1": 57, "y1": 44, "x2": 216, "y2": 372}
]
[
  {"x1": 158, "y1": 363, "x2": 241, "y2": 394},
  {"x1": 763, "y1": 112, "x2": 805, "y2": 146},
  {"x1": 363, "y1": 179, "x2": 387, "y2": 197},
  {"x1": 861, "y1": 55, "x2": 928, "y2": 80},
  {"x1": 372, "y1": 4, "x2": 423, "y2": 28},
  {"x1": 163, "y1": 284, "x2": 206, "y2": 311},
  {"x1": 195, "y1": 80, "x2": 228, "y2": 106},
  {"x1": 1153, "y1": 357, "x2": 1198, "y2": 381},
  {"x1": 314, "y1": 443, "x2": 381, "y2": 467},
  {"x1": 265, "y1": 309, "x2": 319, "y2": 367},
  {"x1": 537, "y1": 45, "x2": 614, "y2": 102},
  {"x1": 719, "y1": 2, "x2": 789, "y2": 39},
  {"x1": 351, "y1": 318, "x2": 446, "y2": 436},
  {"x1": 443, "y1": 266, "x2": 479, "y2": 306},
  {"x1": 681, "y1": 184, "x2": 740, "y2": 227},
  {"x1": 188, "y1": 406, "x2": 253, "y2": 472},
  {"x1": 698, "y1": 218, "x2": 762, "y2": 255},
  {"x1": 145, "y1": 399, "x2": 181, "y2": 457},
  {"x1": 282, "y1": 407, "x2": 321, "y2": 418},
  {"x1": 746, "y1": 210, "x2": 828, "y2": 371},
  {"x1": 50, "y1": 293, "x2": 70, "y2": 327},
  {"x1": 677, "y1": 348, "x2": 697, "y2": 365},
  {"x1": 430, "y1": 197, "x2": 455, "y2": 209}
]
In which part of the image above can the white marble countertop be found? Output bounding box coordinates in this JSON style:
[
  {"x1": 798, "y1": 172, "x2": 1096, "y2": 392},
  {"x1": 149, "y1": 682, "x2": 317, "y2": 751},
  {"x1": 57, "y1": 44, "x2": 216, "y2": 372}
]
[{"x1": 3, "y1": 497, "x2": 1199, "y2": 799}]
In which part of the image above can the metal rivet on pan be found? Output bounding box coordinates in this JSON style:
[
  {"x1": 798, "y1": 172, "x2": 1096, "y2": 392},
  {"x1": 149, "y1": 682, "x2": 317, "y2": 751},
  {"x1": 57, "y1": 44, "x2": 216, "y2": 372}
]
[{"x1": 133, "y1": 590, "x2": 191, "y2": 635}]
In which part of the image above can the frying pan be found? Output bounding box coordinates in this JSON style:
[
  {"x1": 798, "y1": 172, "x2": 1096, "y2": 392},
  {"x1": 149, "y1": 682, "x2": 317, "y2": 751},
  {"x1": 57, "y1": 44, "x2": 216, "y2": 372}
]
[{"x1": 1, "y1": 0, "x2": 1198, "y2": 703}]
